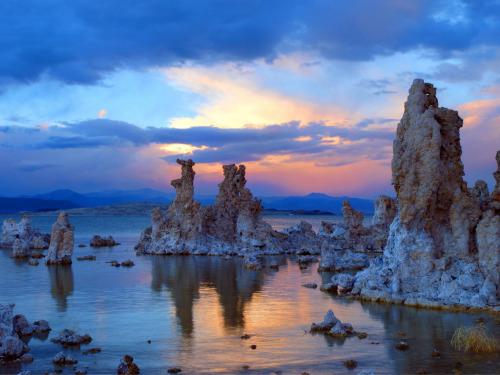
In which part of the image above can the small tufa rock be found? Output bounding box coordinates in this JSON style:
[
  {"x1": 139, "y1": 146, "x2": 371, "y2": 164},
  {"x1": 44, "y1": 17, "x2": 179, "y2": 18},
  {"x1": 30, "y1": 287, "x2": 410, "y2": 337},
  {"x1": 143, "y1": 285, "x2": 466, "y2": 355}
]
[
  {"x1": 297, "y1": 255, "x2": 318, "y2": 264},
  {"x1": 121, "y1": 260, "x2": 135, "y2": 267},
  {"x1": 50, "y1": 329, "x2": 92, "y2": 345},
  {"x1": 302, "y1": 283, "x2": 317, "y2": 289},
  {"x1": 343, "y1": 359, "x2": 358, "y2": 368},
  {"x1": 244, "y1": 255, "x2": 263, "y2": 270},
  {"x1": 240, "y1": 334, "x2": 251, "y2": 339},
  {"x1": 82, "y1": 347, "x2": 101, "y2": 355},
  {"x1": 167, "y1": 368, "x2": 182, "y2": 373},
  {"x1": 20, "y1": 354, "x2": 34, "y2": 362},
  {"x1": 76, "y1": 255, "x2": 96, "y2": 261},
  {"x1": 269, "y1": 260, "x2": 279, "y2": 269},
  {"x1": 250, "y1": 344, "x2": 257, "y2": 350},
  {"x1": 90, "y1": 235, "x2": 120, "y2": 247},
  {"x1": 28, "y1": 260, "x2": 39, "y2": 266},
  {"x1": 52, "y1": 351, "x2": 77, "y2": 365},
  {"x1": 395, "y1": 341, "x2": 409, "y2": 350},
  {"x1": 117, "y1": 354, "x2": 140, "y2": 374}
]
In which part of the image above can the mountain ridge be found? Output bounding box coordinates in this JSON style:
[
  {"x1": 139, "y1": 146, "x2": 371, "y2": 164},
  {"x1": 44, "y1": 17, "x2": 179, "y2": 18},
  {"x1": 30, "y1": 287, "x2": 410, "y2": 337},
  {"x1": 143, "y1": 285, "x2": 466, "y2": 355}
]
[{"x1": 3, "y1": 189, "x2": 381, "y2": 214}]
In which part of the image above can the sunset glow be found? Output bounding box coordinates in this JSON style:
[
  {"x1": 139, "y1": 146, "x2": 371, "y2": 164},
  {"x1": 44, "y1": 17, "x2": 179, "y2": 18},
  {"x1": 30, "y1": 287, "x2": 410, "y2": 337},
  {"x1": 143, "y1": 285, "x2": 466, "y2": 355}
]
[{"x1": 0, "y1": 1, "x2": 498, "y2": 198}]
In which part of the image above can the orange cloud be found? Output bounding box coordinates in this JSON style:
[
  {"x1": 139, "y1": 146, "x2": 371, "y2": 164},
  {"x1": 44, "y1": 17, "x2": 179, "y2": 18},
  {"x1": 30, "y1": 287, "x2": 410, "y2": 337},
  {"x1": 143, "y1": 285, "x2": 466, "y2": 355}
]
[
  {"x1": 162, "y1": 62, "x2": 348, "y2": 129},
  {"x1": 97, "y1": 109, "x2": 107, "y2": 118},
  {"x1": 458, "y1": 98, "x2": 500, "y2": 129}
]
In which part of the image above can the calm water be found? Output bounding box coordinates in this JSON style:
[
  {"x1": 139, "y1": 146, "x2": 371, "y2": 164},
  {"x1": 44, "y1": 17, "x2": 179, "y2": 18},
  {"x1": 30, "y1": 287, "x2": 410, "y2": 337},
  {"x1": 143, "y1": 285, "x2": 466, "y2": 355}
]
[{"x1": 0, "y1": 214, "x2": 499, "y2": 375}]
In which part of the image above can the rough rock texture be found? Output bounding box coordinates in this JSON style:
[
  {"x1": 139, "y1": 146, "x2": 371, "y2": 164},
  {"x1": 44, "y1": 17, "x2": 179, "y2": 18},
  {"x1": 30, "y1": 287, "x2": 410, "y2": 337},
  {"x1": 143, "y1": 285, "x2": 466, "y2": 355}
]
[
  {"x1": 0, "y1": 216, "x2": 50, "y2": 255},
  {"x1": 372, "y1": 196, "x2": 398, "y2": 228},
  {"x1": 117, "y1": 354, "x2": 140, "y2": 374},
  {"x1": 50, "y1": 329, "x2": 92, "y2": 345},
  {"x1": 12, "y1": 315, "x2": 51, "y2": 337},
  {"x1": 370, "y1": 195, "x2": 398, "y2": 249},
  {"x1": 0, "y1": 304, "x2": 30, "y2": 360},
  {"x1": 90, "y1": 235, "x2": 119, "y2": 247},
  {"x1": 280, "y1": 221, "x2": 322, "y2": 254},
  {"x1": 53, "y1": 351, "x2": 78, "y2": 364},
  {"x1": 11, "y1": 238, "x2": 30, "y2": 258},
  {"x1": 318, "y1": 242, "x2": 369, "y2": 271},
  {"x1": 330, "y1": 273, "x2": 356, "y2": 292},
  {"x1": 352, "y1": 79, "x2": 500, "y2": 310},
  {"x1": 45, "y1": 212, "x2": 74, "y2": 265},
  {"x1": 317, "y1": 195, "x2": 397, "y2": 258},
  {"x1": 311, "y1": 310, "x2": 357, "y2": 337},
  {"x1": 136, "y1": 159, "x2": 283, "y2": 256}
]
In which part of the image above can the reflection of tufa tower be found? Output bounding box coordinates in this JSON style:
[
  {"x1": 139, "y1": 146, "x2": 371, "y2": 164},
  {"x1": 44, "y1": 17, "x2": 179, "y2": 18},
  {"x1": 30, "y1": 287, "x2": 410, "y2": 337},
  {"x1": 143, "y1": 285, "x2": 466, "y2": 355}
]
[
  {"x1": 48, "y1": 265, "x2": 74, "y2": 311},
  {"x1": 151, "y1": 256, "x2": 265, "y2": 336}
]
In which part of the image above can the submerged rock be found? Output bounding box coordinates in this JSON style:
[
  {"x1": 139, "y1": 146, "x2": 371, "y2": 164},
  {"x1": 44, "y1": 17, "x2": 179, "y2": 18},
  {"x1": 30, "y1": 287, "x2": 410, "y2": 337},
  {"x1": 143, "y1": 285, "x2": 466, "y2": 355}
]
[
  {"x1": 53, "y1": 351, "x2": 78, "y2": 364},
  {"x1": 45, "y1": 213, "x2": 74, "y2": 265},
  {"x1": 90, "y1": 235, "x2": 120, "y2": 247},
  {"x1": 352, "y1": 79, "x2": 500, "y2": 310},
  {"x1": 244, "y1": 255, "x2": 263, "y2": 270},
  {"x1": 117, "y1": 354, "x2": 140, "y2": 374},
  {"x1": 50, "y1": 329, "x2": 92, "y2": 345},
  {"x1": 0, "y1": 304, "x2": 31, "y2": 360}
]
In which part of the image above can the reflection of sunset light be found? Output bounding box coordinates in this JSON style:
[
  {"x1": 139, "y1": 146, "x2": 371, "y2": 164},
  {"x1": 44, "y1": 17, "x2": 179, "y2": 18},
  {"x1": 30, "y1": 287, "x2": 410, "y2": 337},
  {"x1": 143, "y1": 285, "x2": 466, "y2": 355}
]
[
  {"x1": 321, "y1": 136, "x2": 341, "y2": 144},
  {"x1": 294, "y1": 136, "x2": 312, "y2": 142},
  {"x1": 459, "y1": 98, "x2": 500, "y2": 128},
  {"x1": 158, "y1": 143, "x2": 213, "y2": 155},
  {"x1": 162, "y1": 63, "x2": 348, "y2": 129},
  {"x1": 35, "y1": 123, "x2": 50, "y2": 130}
]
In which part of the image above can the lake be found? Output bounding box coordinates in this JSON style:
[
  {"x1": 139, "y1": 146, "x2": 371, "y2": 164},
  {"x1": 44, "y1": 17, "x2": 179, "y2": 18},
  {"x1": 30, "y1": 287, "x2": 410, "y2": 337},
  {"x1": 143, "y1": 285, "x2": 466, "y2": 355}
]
[{"x1": 0, "y1": 214, "x2": 498, "y2": 374}]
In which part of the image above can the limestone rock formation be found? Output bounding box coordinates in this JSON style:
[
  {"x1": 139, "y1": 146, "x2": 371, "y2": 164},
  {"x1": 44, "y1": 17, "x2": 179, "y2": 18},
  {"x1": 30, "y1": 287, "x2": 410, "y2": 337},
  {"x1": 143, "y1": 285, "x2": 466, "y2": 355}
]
[
  {"x1": 370, "y1": 195, "x2": 398, "y2": 250},
  {"x1": 317, "y1": 197, "x2": 395, "y2": 271},
  {"x1": 0, "y1": 304, "x2": 30, "y2": 360},
  {"x1": 311, "y1": 310, "x2": 357, "y2": 338},
  {"x1": 136, "y1": 159, "x2": 282, "y2": 255},
  {"x1": 318, "y1": 197, "x2": 394, "y2": 255},
  {"x1": 281, "y1": 221, "x2": 322, "y2": 254},
  {"x1": 352, "y1": 79, "x2": 500, "y2": 310},
  {"x1": 0, "y1": 216, "x2": 50, "y2": 254},
  {"x1": 372, "y1": 195, "x2": 398, "y2": 229},
  {"x1": 90, "y1": 235, "x2": 120, "y2": 247},
  {"x1": 45, "y1": 212, "x2": 74, "y2": 265}
]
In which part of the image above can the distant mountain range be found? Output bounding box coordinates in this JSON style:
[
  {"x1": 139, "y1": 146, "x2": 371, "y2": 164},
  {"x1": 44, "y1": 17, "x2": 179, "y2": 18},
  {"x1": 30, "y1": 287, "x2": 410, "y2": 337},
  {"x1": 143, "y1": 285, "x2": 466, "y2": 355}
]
[{"x1": 0, "y1": 189, "x2": 376, "y2": 214}]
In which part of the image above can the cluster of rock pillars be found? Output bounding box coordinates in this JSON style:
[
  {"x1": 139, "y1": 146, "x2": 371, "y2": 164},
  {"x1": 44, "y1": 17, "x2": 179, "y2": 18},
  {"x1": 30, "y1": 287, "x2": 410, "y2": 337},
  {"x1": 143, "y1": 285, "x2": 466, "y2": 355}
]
[
  {"x1": 133, "y1": 80, "x2": 499, "y2": 311},
  {"x1": 0, "y1": 79, "x2": 498, "y2": 318}
]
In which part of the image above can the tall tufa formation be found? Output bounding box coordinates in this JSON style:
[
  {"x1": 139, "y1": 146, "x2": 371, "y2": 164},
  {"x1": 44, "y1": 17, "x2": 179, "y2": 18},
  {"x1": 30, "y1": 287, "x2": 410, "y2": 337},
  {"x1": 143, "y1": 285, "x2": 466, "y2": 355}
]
[
  {"x1": 352, "y1": 79, "x2": 499, "y2": 310},
  {"x1": 136, "y1": 160, "x2": 282, "y2": 255},
  {"x1": 136, "y1": 159, "x2": 202, "y2": 254},
  {"x1": 45, "y1": 212, "x2": 74, "y2": 265}
]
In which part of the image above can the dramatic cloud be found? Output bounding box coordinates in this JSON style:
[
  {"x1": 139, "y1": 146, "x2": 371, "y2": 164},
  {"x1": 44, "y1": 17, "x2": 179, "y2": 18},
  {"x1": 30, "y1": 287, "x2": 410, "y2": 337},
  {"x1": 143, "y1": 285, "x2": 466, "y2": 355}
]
[
  {"x1": 0, "y1": 1, "x2": 498, "y2": 198},
  {"x1": 1, "y1": 0, "x2": 499, "y2": 88}
]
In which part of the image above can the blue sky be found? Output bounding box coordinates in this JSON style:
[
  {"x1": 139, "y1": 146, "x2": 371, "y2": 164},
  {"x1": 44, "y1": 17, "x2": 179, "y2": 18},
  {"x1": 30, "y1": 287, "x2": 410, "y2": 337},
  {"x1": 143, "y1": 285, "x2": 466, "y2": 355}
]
[{"x1": 1, "y1": 0, "x2": 499, "y2": 198}]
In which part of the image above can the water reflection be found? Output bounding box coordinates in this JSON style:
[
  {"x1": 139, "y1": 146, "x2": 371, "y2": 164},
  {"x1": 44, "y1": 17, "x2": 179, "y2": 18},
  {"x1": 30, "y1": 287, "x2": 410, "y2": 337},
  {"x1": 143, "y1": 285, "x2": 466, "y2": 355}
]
[
  {"x1": 362, "y1": 302, "x2": 500, "y2": 374},
  {"x1": 151, "y1": 256, "x2": 287, "y2": 337},
  {"x1": 47, "y1": 265, "x2": 74, "y2": 311}
]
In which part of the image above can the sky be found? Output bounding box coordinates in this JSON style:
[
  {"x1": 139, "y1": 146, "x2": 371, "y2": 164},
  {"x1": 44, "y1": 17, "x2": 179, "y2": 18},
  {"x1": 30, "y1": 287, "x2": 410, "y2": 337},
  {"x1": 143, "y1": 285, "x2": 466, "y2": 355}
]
[{"x1": 0, "y1": 0, "x2": 499, "y2": 198}]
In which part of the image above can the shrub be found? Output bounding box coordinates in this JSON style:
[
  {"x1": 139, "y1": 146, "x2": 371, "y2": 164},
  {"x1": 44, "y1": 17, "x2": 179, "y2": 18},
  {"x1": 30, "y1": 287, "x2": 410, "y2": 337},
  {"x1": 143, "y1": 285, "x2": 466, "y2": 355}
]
[{"x1": 451, "y1": 324, "x2": 500, "y2": 353}]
